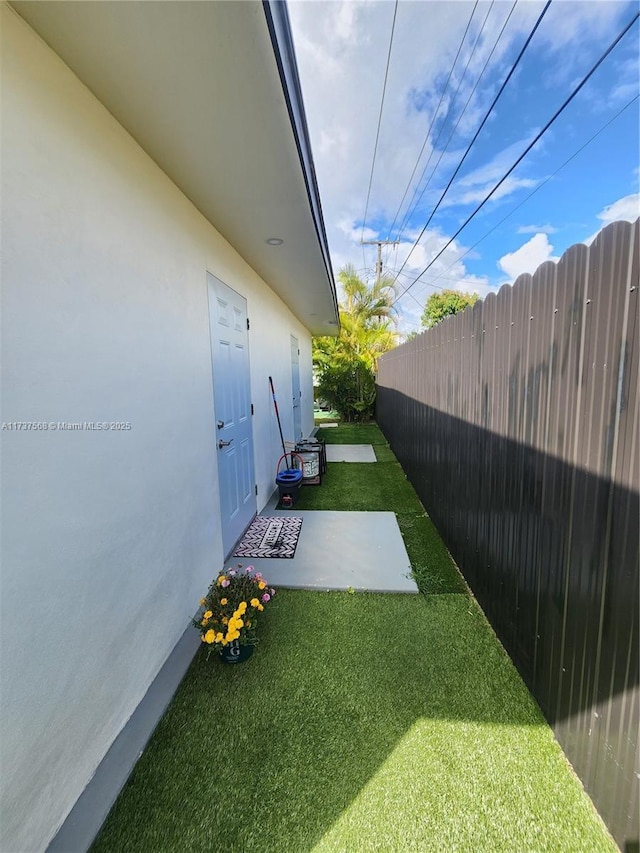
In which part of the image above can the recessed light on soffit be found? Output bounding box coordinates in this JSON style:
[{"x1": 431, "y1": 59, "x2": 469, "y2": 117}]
[{"x1": 266, "y1": 237, "x2": 284, "y2": 246}]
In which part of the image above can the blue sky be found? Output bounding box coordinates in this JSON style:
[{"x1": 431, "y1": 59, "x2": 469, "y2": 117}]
[{"x1": 288, "y1": 0, "x2": 640, "y2": 334}]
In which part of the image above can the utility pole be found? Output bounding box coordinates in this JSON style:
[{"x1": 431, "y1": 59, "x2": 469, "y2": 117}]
[{"x1": 360, "y1": 240, "x2": 399, "y2": 286}]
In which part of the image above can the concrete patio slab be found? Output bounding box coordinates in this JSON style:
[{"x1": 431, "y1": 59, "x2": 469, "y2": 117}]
[
  {"x1": 317, "y1": 422, "x2": 338, "y2": 428},
  {"x1": 325, "y1": 444, "x2": 377, "y2": 462},
  {"x1": 239, "y1": 501, "x2": 417, "y2": 593}
]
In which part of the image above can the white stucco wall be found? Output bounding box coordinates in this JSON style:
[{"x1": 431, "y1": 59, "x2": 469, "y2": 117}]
[{"x1": 0, "y1": 7, "x2": 314, "y2": 851}]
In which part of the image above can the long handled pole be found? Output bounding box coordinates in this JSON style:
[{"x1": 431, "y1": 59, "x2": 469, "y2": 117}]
[{"x1": 269, "y1": 376, "x2": 287, "y2": 459}]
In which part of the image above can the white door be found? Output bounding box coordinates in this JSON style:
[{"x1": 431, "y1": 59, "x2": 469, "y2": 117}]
[
  {"x1": 291, "y1": 335, "x2": 302, "y2": 440},
  {"x1": 207, "y1": 273, "x2": 256, "y2": 557}
]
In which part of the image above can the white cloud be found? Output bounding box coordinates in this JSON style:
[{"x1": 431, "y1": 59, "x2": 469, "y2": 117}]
[
  {"x1": 583, "y1": 192, "x2": 640, "y2": 245},
  {"x1": 456, "y1": 134, "x2": 539, "y2": 188},
  {"x1": 611, "y1": 81, "x2": 640, "y2": 104},
  {"x1": 444, "y1": 176, "x2": 539, "y2": 208},
  {"x1": 287, "y1": 0, "x2": 513, "y2": 332},
  {"x1": 611, "y1": 55, "x2": 640, "y2": 109},
  {"x1": 287, "y1": 1, "x2": 559, "y2": 232},
  {"x1": 384, "y1": 227, "x2": 494, "y2": 334},
  {"x1": 597, "y1": 193, "x2": 640, "y2": 226},
  {"x1": 337, "y1": 218, "x2": 378, "y2": 243},
  {"x1": 533, "y1": 0, "x2": 632, "y2": 78},
  {"x1": 433, "y1": 132, "x2": 544, "y2": 209},
  {"x1": 287, "y1": 0, "x2": 635, "y2": 329},
  {"x1": 517, "y1": 224, "x2": 557, "y2": 235},
  {"x1": 498, "y1": 233, "x2": 559, "y2": 280}
]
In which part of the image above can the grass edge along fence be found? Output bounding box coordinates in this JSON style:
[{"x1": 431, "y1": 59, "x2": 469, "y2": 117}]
[{"x1": 377, "y1": 218, "x2": 639, "y2": 849}]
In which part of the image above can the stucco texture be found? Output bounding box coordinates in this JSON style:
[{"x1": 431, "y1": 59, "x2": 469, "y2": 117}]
[{"x1": 0, "y1": 7, "x2": 313, "y2": 850}]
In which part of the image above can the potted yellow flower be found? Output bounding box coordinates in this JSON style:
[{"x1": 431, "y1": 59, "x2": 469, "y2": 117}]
[{"x1": 193, "y1": 565, "x2": 275, "y2": 663}]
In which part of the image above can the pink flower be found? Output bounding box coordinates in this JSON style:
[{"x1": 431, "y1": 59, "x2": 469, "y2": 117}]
[
  {"x1": 262, "y1": 593, "x2": 271, "y2": 603},
  {"x1": 270, "y1": 588, "x2": 276, "y2": 596},
  {"x1": 221, "y1": 579, "x2": 230, "y2": 588},
  {"x1": 245, "y1": 566, "x2": 253, "y2": 573},
  {"x1": 255, "y1": 572, "x2": 262, "y2": 578},
  {"x1": 228, "y1": 569, "x2": 236, "y2": 577}
]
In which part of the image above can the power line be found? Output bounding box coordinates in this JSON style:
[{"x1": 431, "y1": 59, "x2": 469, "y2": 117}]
[
  {"x1": 383, "y1": 238, "x2": 400, "y2": 275},
  {"x1": 354, "y1": 265, "x2": 483, "y2": 290},
  {"x1": 360, "y1": 0, "x2": 399, "y2": 243},
  {"x1": 355, "y1": 265, "x2": 483, "y2": 321},
  {"x1": 391, "y1": 0, "x2": 552, "y2": 287},
  {"x1": 361, "y1": 242, "x2": 368, "y2": 276},
  {"x1": 387, "y1": 267, "x2": 486, "y2": 290},
  {"x1": 392, "y1": 9, "x2": 640, "y2": 307},
  {"x1": 418, "y1": 93, "x2": 640, "y2": 293},
  {"x1": 395, "y1": 0, "x2": 518, "y2": 244},
  {"x1": 395, "y1": 280, "x2": 425, "y2": 313},
  {"x1": 361, "y1": 239, "x2": 400, "y2": 284},
  {"x1": 383, "y1": 1, "x2": 479, "y2": 244},
  {"x1": 394, "y1": 0, "x2": 497, "y2": 243}
]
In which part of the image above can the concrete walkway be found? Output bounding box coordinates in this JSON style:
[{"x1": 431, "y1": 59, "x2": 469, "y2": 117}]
[
  {"x1": 242, "y1": 491, "x2": 418, "y2": 594},
  {"x1": 325, "y1": 444, "x2": 376, "y2": 462}
]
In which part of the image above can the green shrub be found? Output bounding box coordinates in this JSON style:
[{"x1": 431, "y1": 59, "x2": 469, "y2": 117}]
[{"x1": 315, "y1": 356, "x2": 376, "y2": 422}]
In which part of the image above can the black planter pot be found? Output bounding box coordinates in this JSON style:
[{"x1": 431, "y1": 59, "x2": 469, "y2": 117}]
[{"x1": 219, "y1": 640, "x2": 254, "y2": 664}]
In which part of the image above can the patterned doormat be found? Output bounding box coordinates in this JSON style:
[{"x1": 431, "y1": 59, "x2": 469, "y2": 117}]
[{"x1": 232, "y1": 516, "x2": 303, "y2": 558}]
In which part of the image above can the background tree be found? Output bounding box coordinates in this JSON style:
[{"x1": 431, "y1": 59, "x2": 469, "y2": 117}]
[
  {"x1": 339, "y1": 263, "x2": 397, "y2": 326},
  {"x1": 421, "y1": 289, "x2": 479, "y2": 329},
  {"x1": 313, "y1": 266, "x2": 398, "y2": 421}
]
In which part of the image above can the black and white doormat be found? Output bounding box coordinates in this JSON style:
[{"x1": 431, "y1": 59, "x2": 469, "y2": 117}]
[{"x1": 233, "y1": 516, "x2": 303, "y2": 558}]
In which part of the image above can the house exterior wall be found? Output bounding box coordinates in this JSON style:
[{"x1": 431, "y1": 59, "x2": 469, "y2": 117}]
[{"x1": 0, "y1": 8, "x2": 313, "y2": 851}]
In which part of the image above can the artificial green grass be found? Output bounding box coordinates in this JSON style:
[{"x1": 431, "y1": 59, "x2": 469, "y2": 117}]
[
  {"x1": 313, "y1": 410, "x2": 340, "y2": 422},
  {"x1": 316, "y1": 422, "x2": 387, "y2": 445},
  {"x1": 397, "y1": 513, "x2": 468, "y2": 594},
  {"x1": 295, "y1": 462, "x2": 423, "y2": 513},
  {"x1": 92, "y1": 591, "x2": 615, "y2": 853},
  {"x1": 315, "y1": 422, "x2": 399, "y2": 457},
  {"x1": 373, "y1": 442, "x2": 397, "y2": 462},
  {"x1": 294, "y1": 454, "x2": 465, "y2": 594}
]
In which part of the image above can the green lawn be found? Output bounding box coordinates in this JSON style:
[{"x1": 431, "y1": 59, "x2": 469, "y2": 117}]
[
  {"x1": 296, "y1": 461, "x2": 423, "y2": 513},
  {"x1": 297, "y1": 423, "x2": 466, "y2": 594},
  {"x1": 92, "y1": 592, "x2": 615, "y2": 853},
  {"x1": 91, "y1": 422, "x2": 616, "y2": 853},
  {"x1": 315, "y1": 423, "x2": 388, "y2": 445},
  {"x1": 313, "y1": 410, "x2": 340, "y2": 422}
]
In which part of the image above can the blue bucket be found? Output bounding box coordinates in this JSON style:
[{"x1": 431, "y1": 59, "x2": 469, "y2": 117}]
[
  {"x1": 276, "y1": 468, "x2": 303, "y2": 487},
  {"x1": 276, "y1": 455, "x2": 303, "y2": 506}
]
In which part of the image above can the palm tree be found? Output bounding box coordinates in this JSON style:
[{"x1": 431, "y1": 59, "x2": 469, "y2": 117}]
[
  {"x1": 338, "y1": 264, "x2": 398, "y2": 326},
  {"x1": 313, "y1": 266, "x2": 399, "y2": 420},
  {"x1": 337, "y1": 311, "x2": 397, "y2": 371}
]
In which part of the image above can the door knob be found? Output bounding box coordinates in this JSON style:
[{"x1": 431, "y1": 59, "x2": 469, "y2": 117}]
[
  {"x1": 217, "y1": 420, "x2": 224, "y2": 429},
  {"x1": 218, "y1": 438, "x2": 234, "y2": 449}
]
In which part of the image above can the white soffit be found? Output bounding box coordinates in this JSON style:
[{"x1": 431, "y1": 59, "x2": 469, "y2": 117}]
[{"x1": 10, "y1": 1, "x2": 339, "y2": 336}]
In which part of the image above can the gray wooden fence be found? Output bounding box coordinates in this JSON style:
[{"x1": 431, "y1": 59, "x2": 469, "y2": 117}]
[{"x1": 377, "y1": 219, "x2": 639, "y2": 848}]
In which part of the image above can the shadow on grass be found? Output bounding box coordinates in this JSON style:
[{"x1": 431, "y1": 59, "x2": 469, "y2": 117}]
[
  {"x1": 91, "y1": 592, "x2": 615, "y2": 853},
  {"x1": 377, "y1": 390, "x2": 639, "y2": 847}
]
